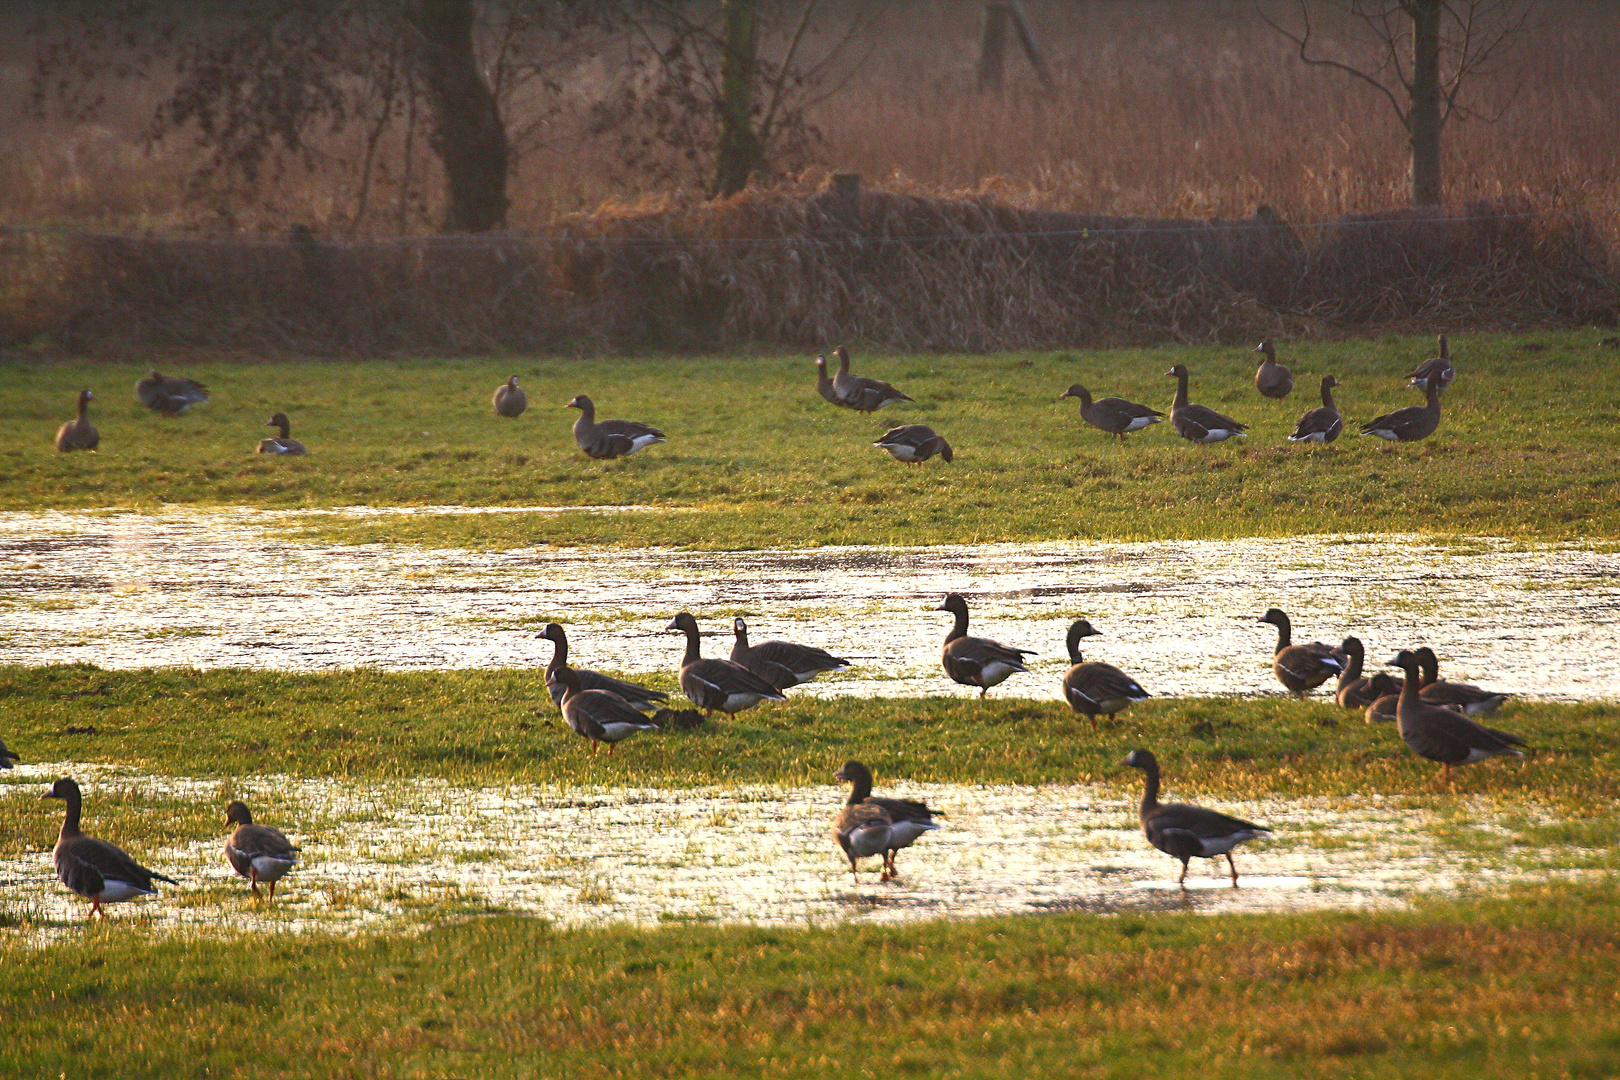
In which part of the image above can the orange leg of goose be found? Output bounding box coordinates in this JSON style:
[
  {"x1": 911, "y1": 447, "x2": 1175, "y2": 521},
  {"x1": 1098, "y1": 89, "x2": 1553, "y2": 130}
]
[
  {"x1": 89, "y1": 897, "x2": 104, "y2": 920},
  {"x1": 606, "y1": 743, "x2": 616, "y2": 755},
  {"x1": 1227, "y1": 853, "x2": 1239, "y2": 888},
  {"x1": 267, "y1": 879, "x2": 277, "y2": 903},
  {"x1": 251, "y1": 868, "x2": 261, "y2": 897}
]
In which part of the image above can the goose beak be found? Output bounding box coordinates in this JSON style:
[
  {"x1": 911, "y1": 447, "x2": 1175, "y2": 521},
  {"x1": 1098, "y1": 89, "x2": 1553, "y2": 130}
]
[
  {"x1": 1386, "y1": 655, "x2": 1403, "y2": 666},
  {"x1": 664, "y1": 618, "x2": 680, "y2": 632},
  {"x1": 40, "y1": 789, "x2": 57, "y2": 800},
  {"x1": 1164, "y1": 369, "x2": 1176, "y2": 377},
  {"x1": 833, "y1": 768, "x2": 846, "y2": 781},
  {"x1": 1116, "y1": 755, "x2": 1134, "y2": 768},
  {"x1": 1059, "y1": 389, "x2": 1074, "y2": 400}
]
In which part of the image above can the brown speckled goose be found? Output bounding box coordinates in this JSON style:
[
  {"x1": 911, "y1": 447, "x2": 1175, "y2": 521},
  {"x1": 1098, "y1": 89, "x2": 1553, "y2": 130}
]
[
  {"x1": 831, "y1": 346, "x2": 913, "y2": 413},
  {"x1": 55, "y1": 390, "x2": 100, "y2": 452},
  {"x1": 874, "y1": 425, "x2": 952, "y2": 464},
  {"x1": 1405, "y1": 334, "x2": 1455, "y2": 391},
  {"x1": 1335, "y1": 636, "x2": 1403, "y2": 708},
  {"x1": 224, "y1": 801, "x2": 299, "y2": 901},
  {"x1": 667, "y1": 612, "x2": 786, "y2": 716},
  {"x1": 1389, "y1": 650, "x2": 1526, "y2": 784},
  {"x1": 568, "y1": 395, "x2": 666, "y2": 459},
  {"x1": 937, "y1": 593, "x2": 1033, "y2": 697},
  {"x1": 1360, "y1": 378, "x2": 1441, "y2": 442},
  {"x1": 835, "y1": 760, "x2": 942, "y2": 882},
  {"x1": 1289, "y1": 376, "x2": 1343, "y2": 444},
  {"x1": 555, "y1": 665, "x2": 660, "y2": 754},
  {"x1": 731, "y1": 618, "x2": 850, "y2": 690},
  {"x1": 540, "y1": 623, "x2": 667, "y2": 710},
  {"x1": 135, "y1": 369, "x2": 209, "y2": 416},
  {"x1": 1061, "y1": 619, "x2": 1151, "y2": 726},
  {"x1": 1059, "y1": 384, "x2": 1163, "y2": 439},
  {"x1": 1253, "y1": 340, "x2": 1294, "y2": 399},
  {"x1": 43, "y1": 777, "x2": 177, "y2": 919},
  {"x1": 1258, "y1": 608, "x2": 1344, "y2": 698},
  {"x1": 257, "y1": 413, "x2": 308, "y2": 456},
  {"x1": 1121, "y1": 749, "x2": 1271, "y2": 888},
  {"x1": 493, "y1": 375, "x2": 528, "y2": 417},
  {"x1": 1415, "y1": 647, "x2": 1510, "y2": 716},
  {"x1": 1166, "y1": 365, "x2": 1247, "y2": 443}
]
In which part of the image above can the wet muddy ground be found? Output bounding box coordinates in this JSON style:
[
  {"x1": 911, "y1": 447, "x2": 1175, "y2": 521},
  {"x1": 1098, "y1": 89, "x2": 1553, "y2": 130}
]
[
  {"x1": 0, "y1": 762, "x2": 1588, "y2": 936},
  {"x1": 1, "y1": 508, "x2": 1615, "y2": 699}
]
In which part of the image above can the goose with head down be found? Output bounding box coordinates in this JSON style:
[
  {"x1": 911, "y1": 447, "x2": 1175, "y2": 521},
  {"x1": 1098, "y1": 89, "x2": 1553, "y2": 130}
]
[
  {"x1": 1058, "y1": 384, "x2": 1163, "y2": 440},
  {"x1": 830, "y1": 345, "x2": 913, "y2": 413},
  {"x1": 666, "y1": 612, "x2": 787, "y2": 716},
  {"x1": 135, "y1": 369, "x2": 209, "y2": 416},
  {"x1": 1289, "y1": 376, "x2": 1343, "y2": 444},
  {"x1": 731, "y1": 618, "x2": 850, "y2": 691},
  {"x1": 568, "y1": 395, "x2": 666, "y2": 460},
  {"x1": 1388, "y1": 650, "x2": 1526, "y2": 784},
  {"x1": 1414, "y1": 646, "x2": 1510, "y2": 717},
  {"x1": 555, "y1": 666, "x2": 660, "y2": 754},
  {"x1": 224, "y1": 801, "x2": 299, "y2": 902},
  {"x1": 55, "y1": 390, "x2": 100, "y2": 452},
  {"x1": 1166, "y1": 365, "x2": 1247, "y2": 443},
  {"x1": 492, "y1": 375, "x2": 528, "y2": 417},
  {"x1": 936, "y1": 593, "x2": 1034, "y2": 698},
  {"x1": 874, "y1": 424, "x2": 952, "y2": 464},
  {"x1": 1258, "y1": 608, "x2": 1345, "y2": 698},
  {"x1": 540, "y1": 623, "x2": 667, "y2": 710},
  {"x1": 1120, "y1": 749, "x2": 1271, "y2": 887},
  {"x1": 1061, "y1": 619, "x2": 1151, "y2": 727},
  {"x1": 1253, "y1": 340, "x2": 1294, "y2": 399},
  {"x1": 834, "y1": 760, "x2": 942, "y2": 882},
  {"x1": 42, "y1": 777, "x2": 178, "y2": 919}
]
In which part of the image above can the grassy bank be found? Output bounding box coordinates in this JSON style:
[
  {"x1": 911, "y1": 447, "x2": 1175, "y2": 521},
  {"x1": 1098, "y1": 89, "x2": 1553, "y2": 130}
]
[
  {"x1": 2, "y1": 880, "x2": 1617, "y2": 1078},
  {"x1": 3, "y1": 332, "x2": 1618, "y2": 547}
]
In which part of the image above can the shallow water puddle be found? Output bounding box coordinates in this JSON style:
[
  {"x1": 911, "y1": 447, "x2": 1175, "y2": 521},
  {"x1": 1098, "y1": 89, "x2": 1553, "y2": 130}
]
[
  {"x1": 0, "y1": 508, "x2": 1616, "y2": 699},
  {"x1": 0, "y1": 763, "x2": 1590, "y2": 936}
]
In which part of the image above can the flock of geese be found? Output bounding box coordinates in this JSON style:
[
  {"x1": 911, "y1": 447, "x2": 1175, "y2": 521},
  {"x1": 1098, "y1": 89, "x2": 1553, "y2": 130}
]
[
  {"x1": 5, "y1": 587, "x2": 1526, "y2": 919},
  {"x1": 52, "y1": 336, "x2": 1456, "y2": 458}
]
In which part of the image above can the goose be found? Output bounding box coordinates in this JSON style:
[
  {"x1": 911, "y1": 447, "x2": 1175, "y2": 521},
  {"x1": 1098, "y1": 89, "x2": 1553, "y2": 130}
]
[
  {"x1": 1288, "y1": 376, "x2": 1343, "y2": 444},
  {"x1": 256, "y1": 413, "x2": 308, "y2": 456},
  {"x1": 567, "y1": 395, "x2": 665, "y2": 460},
  {"x1": 1061, "y1": 619, "x2": 1151, "y2": 726},
  {"x1": 1165, "y1": 365, "x2": 1247, "y2": 443},
  {"x1": 0, "y1": 735, "x2": 18, "y2": 768},
  {"x1": 1362, "y1": 672, "x2": 1404, "y2": 723},
  {"x1": 1359, "y1": 377, "x2": 1441, "y2": 442},
  {"x1": 539, "y1": 623, "x2": 667, "y2": 710},
  {"x1": 1414, "y1": 647, "x2": 1510, "y2": 717},
  {"x1": 666, "y1": 612, "x2": 786, "y2": 716},
  {"x1": 1334, "y1": 636, "x2": 1403, "y2": 708},
  {"x1": 937, "y1": 593, "x2": 1034, "y2": 697},
  {"x1": 814, "y1": 355, "x2": 844, "y2": 406},
  {"x1": 874, "y1": 424, "x2": 952, "y2": 464},
  {"x1": 834, "y1": 760, "x2": 942, "y2": 882},
  {"x1": 55, "y1": 390, "x2": 100, "y2": 452},
  {"x1": 1120, "y1": 749, "x2": 1271, "y2": 888},
  {"x1": 1258, "y1": 608, "x2": 1344, "y2": 697},
  {"x1": 1058, "y1": 384, "x2": 1163, "y2": 440},
  {"x1": 555, "y1": 666, "x2": 660, "y2": 754},
  {"x1": 1253, "y1": 340, "x2": 1295, "y2": 399},
  {"x1": 1405, "y1": 334, "x2": 1455, "y2": 391},
  {"x1": 493, "y1": 375, "x2": 528, "y2": 417},
  {"x1": 832, "y1": 795, "x2": 893, "y2": 883},
  {"x1": 42, "y1": 777, "x2": 177, "y2": 919},
  {"x1": 135, "y1": 369, "x2": 209, "y2": 415},
  {"x1": 224, "y1": 801, "x2": 299, "y2": 902},
  {"x1": 1388, "y1": 650, "x2": 1526, "y2": 784},
  {"x1": 831, "y1": 345, "x2": 913, "y2": 413},
  {"x1": 731, "y1": 618, "x2": 850, "y2": 690}
]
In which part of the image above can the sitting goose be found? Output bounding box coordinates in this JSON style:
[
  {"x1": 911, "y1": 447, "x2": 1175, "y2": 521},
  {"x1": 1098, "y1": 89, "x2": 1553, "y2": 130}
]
[
  {"x1": 1362, "y1": 672, "x2": 1404, "y2": 723},
  {"x1": 1253, "y1": 340, "x2": 1294, "y2": 399},
  {"x1": 1388, "y1": 650, "x2": 1526, "y2": 784},
  {"x1": 1288, "y1": 376, "x2": 1344, "y2": 444},
  {"x1": 874, "y1": 424, "x2": 953, "y2": 464},
  {"x1": 224, "y1": 801, "x2": 299, "y2": 902},
  {"x1": 492, "y1": 375, "x2": 528, "y2": 417},
  {"x1": 1165, "y1": 365, "x2": 1247, "y2": 443},
  {"x1": 1120, "y1": 749, "x2": 1271, "y2": 888},
  {"x1": 555, "y1": 666, "x2": 660, "y2": 754},
  {"x1": 831, "y1": 345, "x2": 913, "y2": 413},
  {"x1": 1258, "y1": 608, "x2": 1344, "y2": 697},
  {"x1": 1415, "y1": 646, "x2": 1510, "y2": 717},
  {"x1": 540, "y1": 623, "x2": 667, "y2": 710},
  {"x1": 42, "y1": 777, "x2": 177, "y2": 919},
  {"x1": 135, "y1": 369, "x2": 209, "y2": 416},
  {"x1": 55, "y1": 390, "x2": 100, "y2": 452},
  {"x1": 257, "y1": 413, "x2": 308, "y2": 456},
  {"x1": 731, "y1": 618, "x2": 850, "y2": 690},
  {"x1": 937, "y1": 593, "x2": 1034, "y2": 698},
  {"x1": 666, "y1": 612, "x2": 786, "y2": 716},
  {"x1": 1335, "y1": 636, "x2": 1402, "y2": 708},
  {"x1": 0, "y1": 735, "x2": 18, "y2": 768},
  {"x1": 1059, "y1": 384, "x2": 1164, "y2": 440},
  {"x1": 567, "y1": 395, "x2": 666, "y2": 460},
  {"x1": 1405, "y1": 334, "x2": 1455, "y2": 391},
  {"x1": 1061, "y1": 619, "x2": 1151, "y2": 727},
  {"x1": 834, "y1": 760, "x2": 942, "y2": 882},
  {"x1": 1360, "y1": 377, "x2": 1441, "y2": 443}
]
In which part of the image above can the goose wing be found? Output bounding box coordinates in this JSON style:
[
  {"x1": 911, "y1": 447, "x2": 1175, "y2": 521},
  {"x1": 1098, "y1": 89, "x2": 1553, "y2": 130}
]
[
  {"x1": 59, "y1": 835, "x2": 175, "y2": 895},
  {"x1": 567, "y1": 688, "x2": 661, "y2": 740},
  {"x1": 1405, "y1": 357, "x2": 1454, "y2": 386},
  {"x1": 0, "y1": 736, "x2": 17, "y2": 768},
  {"x1": 1359, "y1": 403, "x2": 1428, "y2": 437},
  {"x1": 1400, "y1": 702, "x2": 1526, "y2": 763},
  {"x1": 749, "y1": 640, "x2": 850, "y2": 677},
  {"x1": 548, "y1": 668, "x2": 667, "y2": 708},
  {"x1": 1178, "y1": 403, "x2": 1247, "y2": 432},
  {"x1": 1151, "y1": 802, "x2": 1270, "y2": 842},
  {"x1": 1275, "y1": 644, "x2": 1342, "y2": 684},
  {"x1": 686, "y1": 658, "x2": 787, "y2": 702},
  {"x1": 867, "y1": 795, "x2": 940, "y2": 826},
  {"x1": 947, "y1": 635, "x2": 1034, "y2": 669},
  {"x1": 596, "y1": 418, "x2": 665, "y2": 441},
  {"x1": 1289, "y1": 406, "x2": 1343, "y2": 441},
  {"x1": 228, "y1": 823, "x2": 298, "y2": 862},
  {"x1": 847, "y1": 377, "x2": 912, "y2": 410},
  {"x1": 161, "y1": 375, "x2": 210, "y2": 404},
  {"x1": 1420, "y1": 680, "x2": 1509, "y2": 712},
  {"x1": 1065, "y1": 662, "x2": 1150, "y2": 707}
]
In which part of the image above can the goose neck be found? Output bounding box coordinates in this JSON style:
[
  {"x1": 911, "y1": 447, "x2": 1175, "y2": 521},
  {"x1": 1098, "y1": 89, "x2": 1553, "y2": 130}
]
[
  {"x1": 1418, "y1": 654, "x2": 1439, "y2": 688},
  {"x1": 545, "y1": 633, "x2": 568, "y2": 676},
  {"x1": 1066, "y1": 623, "x2": 1085, "y2": 664},
  {"x1": 945, "y1": 607, "x2": 968, "y2": 644},
  {"x1": 1321, "y1": 382, "x2": 1337, "y2": 410},
  {"x1": 1171, "y1": 372, "x2": 1189, "y2": 409},
  {"x1": 1272, "y1": 615, "x2": 1291, "y2": 654},
  {"x1": 846, "y1": 775, "x2": 872, "y2": 805},
  {"x1": 1397, "y1": 662, "x2": 1423, "y2": 707},
  {"x1": 682, "y1": 627, "x2": 703, "y2": 666},
  {"x1": 1138, "y1": 763, "x2": 1161, "y2": 817},
  {"x1": 1341, "y1": 644, "x2": 1363, "y2": 682},
  {"x1": 59, "y1": 788, "x2": 82, "y2": 837}
]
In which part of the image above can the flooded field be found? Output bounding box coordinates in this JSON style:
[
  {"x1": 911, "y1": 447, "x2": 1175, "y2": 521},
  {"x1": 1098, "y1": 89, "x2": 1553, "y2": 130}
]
[
  {"x1": 0, "y1": 761, "x2": 1589, "y2": 936},
  {"x1": 0, "y1": 508, "x2": 1615, "y2": 699}
]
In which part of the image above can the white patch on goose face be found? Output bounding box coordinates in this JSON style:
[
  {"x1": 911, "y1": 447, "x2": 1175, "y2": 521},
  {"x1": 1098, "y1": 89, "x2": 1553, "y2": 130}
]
[{"x1": 97, "y1": 880, "x2": 156, "y2": 902}]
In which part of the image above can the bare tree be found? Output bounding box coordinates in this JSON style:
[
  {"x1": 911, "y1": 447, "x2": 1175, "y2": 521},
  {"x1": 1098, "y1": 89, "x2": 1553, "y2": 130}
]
[{"x1": 1260, "y1": 0, "x2": 1536, "y2": 206}]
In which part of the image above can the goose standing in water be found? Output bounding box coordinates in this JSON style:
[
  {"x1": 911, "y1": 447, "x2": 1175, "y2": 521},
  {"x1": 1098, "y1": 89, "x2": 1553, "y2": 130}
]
[
  {"x1": 55, "y1": 390, "x2": 100, "y2": 452},
  {"x1": 936, "y1": 593, "x2": 1034, "y2": 698},
  {"x1": 1288, "y1": 376, "x2": 1343, "y2": 444},
  {"x1": 1120, "y1": 749, "x2": 1271, "y2": 888},
  {"x1": 731, "y1": 618, "x2": 850, "y2": 690},
  {"x1": 1060, "y1": 619, "x2": 1151, "y2": 726},
  {"x1": 834, "y1": 760, "x2": 942, "y2": 882},
  {"x1": 666, "y1": 612, "x2": 786, "y2": 716},
  {"x1": 135, "y1": 369, "x2": 209, "y2": 416},
  {"x1": 1165, "y1": 365, "x2": 1247, "y2": 443},
  {"x1": 540, "y1": 623, "x2": 667, "y2": 710},
  {"x1": 555, "y1": 666, "x2": 660, "y2": 754},
  {"x1": 257, "y1": 413, "x2": 308, "y2": 456},
  {"x1": 42, "y1": 777, "x2": 177, "y2": 919},
  {"x1": 567, "y1": 395, "x2": 665, "y2": 460},
  {"x1": 1388, "y1": 650, "x2": 1526, "y2": 784},
  {"x1": 830, "y1": 345, "x2": 913, "y2": 413},
  {"x1": 493, "y1": 375, "x2": 528, "y2": 417},
  {"x1": 1253, "y1": 340, "x2": 1294, "y2": 399},
  {"x1": 1258, "y1": 608, "x2": 1344, "y2": 698},
  {"x1": 224, "y1": 801, "x2": 299, "y2": 902},
  {"x1": 1059, "y1": 384, "x2": 1163, "y2": 440}
]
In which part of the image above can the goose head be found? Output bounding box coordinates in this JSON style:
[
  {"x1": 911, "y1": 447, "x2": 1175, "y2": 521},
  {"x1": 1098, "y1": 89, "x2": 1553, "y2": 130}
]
[
  {"x1": 538, "y1": 623, "x2": 568, "y2": 646},
  {"x1": 1165, "y1": 364, "x2": 1189, "y2": 379},
  {"x1": 265, "y1": 412, "x2": 290, "y2": 429},
  {"x1": 934, "y1": 593, "x2": 969, "y2": 617},
  {"x1": 1254, "y1": 340, "x2": 1276, "y2": 363},
  {"x1": 42, "y1": 776, "x2": 80, "y2": 801},
  {"x1": 1321, "y1": 375, "x2": 1341, "y2": 390},
  {"x1": 833, "y1": 760, "x2": 872, "y2": 785},
  {"x1": 225, "y1": 800, "x2": 253, "y2": 827},
  {"x1": 1066, "y1": 618, "x2": 1101, "y2": 660},
  {"x1": 1257, "y1": 607, "x2": 1289, "y2": 628},
  {"x1": 1387, "y1": 649, "x2": 1422, "y2": 676},
  {"x1": 733, "y1": 617, "x2": 748, "y2": 638},
  {"x1": 665, "y1": 612, "x2": 701, "y2": 636},
  {"x1": 77, "y1": 389, "x2": 94, "y2": 407},
  {"x1": 566, "y1": 395, "x2": 592, "y2": 412},
  {"x1": 814, "y1": 356, "x2": 827, "y2": 373},
  {"x1": 1366, "y1": 672, "x2": 1399, "y2": 698},
  {"x1": 1059, "y1": 384, "x2": 1090, "y2": 403},
  {"x1": 1340, "y1": 635, "x2": 1363, "y2": 659},
  {"x1": 1118, "y1": 748, "x2": 1158, "y2": 772}
]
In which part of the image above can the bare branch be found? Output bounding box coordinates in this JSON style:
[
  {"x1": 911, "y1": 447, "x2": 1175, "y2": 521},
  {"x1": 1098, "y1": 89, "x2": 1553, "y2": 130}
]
[{"x1": 1257, "y1": 0, "x2": 1410, "y2": 122}]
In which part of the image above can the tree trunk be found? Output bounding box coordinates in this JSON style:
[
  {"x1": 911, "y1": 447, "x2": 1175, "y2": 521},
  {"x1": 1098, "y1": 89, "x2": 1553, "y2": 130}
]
[
  {"x1": 713, "y1": 0, "x2": 761, "y2": 198},
  {"x1": 1407, "y1": 0, "x2": 1442, "y2": 207},
  {"x1": 410, "y1": 0, "x2": 510, "y2": 232}
]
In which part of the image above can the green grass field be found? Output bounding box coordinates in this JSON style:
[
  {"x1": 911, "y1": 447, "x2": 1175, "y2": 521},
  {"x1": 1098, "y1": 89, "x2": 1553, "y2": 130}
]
[{"x1": 4, "y1": 331, "x2": 1618, "y2": 547}]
